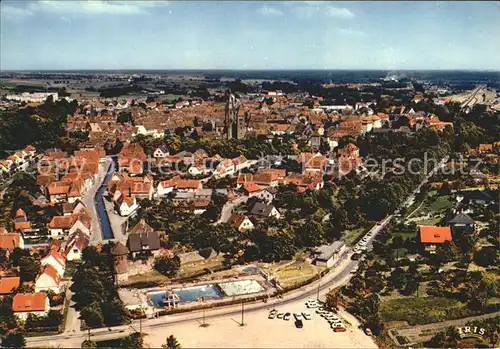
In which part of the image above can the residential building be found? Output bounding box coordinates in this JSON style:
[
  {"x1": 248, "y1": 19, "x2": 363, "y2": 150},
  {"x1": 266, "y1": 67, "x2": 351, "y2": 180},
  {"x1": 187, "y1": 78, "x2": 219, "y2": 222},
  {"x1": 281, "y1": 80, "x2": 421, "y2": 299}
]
[
  {"x1": 419, "y1": 225, "x2": 452, "y2": 253},
  {"x1": 448, "y1": 212, "x2": 476, "y2": 236},
  {"x1": 12, "y1": 293, "x2": 50, "y2": 321},
  {"x1": 313, "y1": 241, "x2": 346, "y2": 268},
  {"x1": 227, "y1": 213, "x2": 254, "y2": 232},
  {"x1": 126, "y1": 231, "x2": 162, "y2": 258},
  {"x1": 0, "y1": 232, "x2": 24, "y2": 252},
  {"x1": 64, "y1": 229, "x2": 90, "y2": 261},
  {"x1": 0, "y1": 277, "x2": 20, "y2": 295},
  {"x1": 249, "y1": 202, "x2": 280, "y2": 219},
  {"x1": 40, "y1": 250, "x2": 66, "y2": 277},
  {"x1": 35, "y1": 265, "x2": 62, "y2": 294}
]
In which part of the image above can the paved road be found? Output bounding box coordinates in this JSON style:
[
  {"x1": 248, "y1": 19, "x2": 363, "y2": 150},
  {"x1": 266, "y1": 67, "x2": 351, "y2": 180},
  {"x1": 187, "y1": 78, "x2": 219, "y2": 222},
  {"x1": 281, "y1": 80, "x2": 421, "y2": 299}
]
[
  {"x1": 28, "y1": 157, "x2": 449, "y2": 347},
  {"x1": 218, "y1": 195, "x2": 249, "y2": 224}
]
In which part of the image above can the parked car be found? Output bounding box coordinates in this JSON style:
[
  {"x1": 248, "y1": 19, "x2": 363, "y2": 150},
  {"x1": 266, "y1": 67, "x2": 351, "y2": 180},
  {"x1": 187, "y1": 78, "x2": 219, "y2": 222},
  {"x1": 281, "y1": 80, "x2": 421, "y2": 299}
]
[
  {"x1": 351, "y1": 253, "x2": 362, "y2": 260},
  {"x1": 283, "y1": 313, "x2": 291, "y2": 321},
  {"x1": 293, "y1": 312, "x2": 302, "y2": 321},
  {"x1": 364, "y1": 328, "x2": 373, "y2": 336},
  {"x1": 277, "y1": 312, "x2": 284, "y2": 319},
  {"x1": 333, "y1": 325, "x2": 347, "y2": 332},
  {"x1": 302, "y1": 312, "x2": 312, "y2": 320},
  {"x1": 295, "y1": 319, "x2": 303, "y2": 328},
  {"x1": 268, "y1": 312, "x2": 275, "y2": 319}
]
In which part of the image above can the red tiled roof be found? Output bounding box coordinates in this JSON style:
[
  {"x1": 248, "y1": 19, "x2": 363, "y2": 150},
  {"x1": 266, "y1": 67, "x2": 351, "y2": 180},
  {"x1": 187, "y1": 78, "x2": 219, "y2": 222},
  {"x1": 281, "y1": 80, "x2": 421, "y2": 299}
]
[
  {"x1": 0, "y1": 277, "x2": 20, "y2": 294},
  {"x1": 243, "y1": 182, "x2": 262, "y2": 193},
  {"x1": 40, "y1": 265, "x2": 61, "y2": 285},
  {"x1": 12, "y1": 293, "x2": 48, "y2": 312},
  {"x1": 42, "y1": 250, "x2": 66, "y2": 267},
  {"x1": 0, "y1": 233, "x2": 21, "y2": 251},
  {"x1": 14, "y1": 221, "x2": 31, "y2": 230},
  {"x1": 419, "y1": 226, "x2": 452, "y2": 244}
]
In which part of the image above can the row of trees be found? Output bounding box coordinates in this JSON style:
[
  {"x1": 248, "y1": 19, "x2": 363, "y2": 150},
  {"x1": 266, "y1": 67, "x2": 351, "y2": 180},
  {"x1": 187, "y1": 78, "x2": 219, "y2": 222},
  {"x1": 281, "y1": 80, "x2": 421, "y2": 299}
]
[{"x1": 71, "y1": 245, "x2": 129, "y2": 328}]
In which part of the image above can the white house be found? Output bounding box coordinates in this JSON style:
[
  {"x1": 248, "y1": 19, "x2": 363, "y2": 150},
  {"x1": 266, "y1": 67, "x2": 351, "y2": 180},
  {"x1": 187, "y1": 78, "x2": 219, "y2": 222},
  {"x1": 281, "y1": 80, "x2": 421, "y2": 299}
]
[
  {"x1": 227, "y1": 214, "x2": 254, "y2": 232},
  {"x1": 153, "y1": 146, "x2": 169, "y2": 158},
  {"x1": 214, "y1": 159, "x2": 235, "y2": 178},
  {"x1": 12, "y1": 293, "x2": 50, "y2": 321},
  {"x1": 64, "y1": 230, "x2": 90, "y2": 261},
  {"x1": 249, "y1": 203, "x2": 281, "y2": 220},
  {"x1": 188, "y1": 163, "x2": 212, "y2": 176},
  {"x1": 117, "y1": 195, "x2": 138, "y2": 216},
  {"x1": 35, "y1": 265, "x2": 62, "y2": 294},
  {"x1": 314, "y1": 241, "x2": 346, "y2": 268},
  {"x1": 41, "y1": 250, "x2": 66, "y2": 277},
  {"x1": 156, "y1": 180, "x2": 176, "y2": 197}
]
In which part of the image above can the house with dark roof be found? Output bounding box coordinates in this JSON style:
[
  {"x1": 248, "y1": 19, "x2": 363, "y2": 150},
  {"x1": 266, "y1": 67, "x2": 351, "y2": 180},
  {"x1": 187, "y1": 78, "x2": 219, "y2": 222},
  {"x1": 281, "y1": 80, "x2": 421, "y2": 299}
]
[
  {"x1": 456, "y1": 190, "x2": 496, "y2": 206},
  {"x1": 127, "y1": 231, "x2": 161, "y2": 258},
  {"x1": 448, "y1": 212, "x2": 476, "y2": 236},
  {"x1": 249, "y1": 202, "x2": 280, "y2": 219},
  {"x1": 64, "y1": 229, "x2": 90, "y2": 261}
]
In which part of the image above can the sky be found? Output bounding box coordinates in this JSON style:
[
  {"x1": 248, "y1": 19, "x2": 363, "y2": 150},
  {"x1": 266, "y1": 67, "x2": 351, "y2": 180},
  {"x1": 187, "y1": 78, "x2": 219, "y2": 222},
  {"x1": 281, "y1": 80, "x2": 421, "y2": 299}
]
[{"x1": 1, "y1": 1, "x2": 499, "y2": 71}]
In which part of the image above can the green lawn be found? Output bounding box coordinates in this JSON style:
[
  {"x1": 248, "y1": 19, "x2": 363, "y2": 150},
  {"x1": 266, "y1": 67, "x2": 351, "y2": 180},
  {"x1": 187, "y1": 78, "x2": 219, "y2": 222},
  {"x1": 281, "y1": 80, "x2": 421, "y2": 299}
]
[
  {"x1": 413, "y1": 195, "x2": 455, "y2": 217},
  {"x1": 342, "y1": 227, "x2": 368, "y2": 246},
  {"x1": 380, "y1": 296, "x2": 474, "y2": 326},
  {"x1": 414, "y1": 217, "x2": 443, "y2": 226}
]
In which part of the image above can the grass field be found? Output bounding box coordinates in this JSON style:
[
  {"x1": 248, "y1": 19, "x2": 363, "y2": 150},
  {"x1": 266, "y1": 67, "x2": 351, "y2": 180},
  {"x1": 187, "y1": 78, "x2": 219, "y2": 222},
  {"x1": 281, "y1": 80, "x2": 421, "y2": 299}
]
[
  {"x1": 414, "y1": 217, "x2": 443, "y2": 225},
  {"x1": 342, "y1": 227, "x2": 368, "y2": 246},
  {"x1": 412, "y1": 195, "x2": 455, "y2": 217},
  {"x1": 380, "y1": 296, "x2": 473, "y2": 326}
]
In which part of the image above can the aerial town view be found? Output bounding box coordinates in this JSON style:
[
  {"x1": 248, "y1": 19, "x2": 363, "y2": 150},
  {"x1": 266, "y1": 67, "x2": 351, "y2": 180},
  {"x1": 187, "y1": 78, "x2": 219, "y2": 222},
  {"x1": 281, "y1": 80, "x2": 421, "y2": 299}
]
[{"x1": 0, "y1": 1, "x2": 498, "y2": 348}]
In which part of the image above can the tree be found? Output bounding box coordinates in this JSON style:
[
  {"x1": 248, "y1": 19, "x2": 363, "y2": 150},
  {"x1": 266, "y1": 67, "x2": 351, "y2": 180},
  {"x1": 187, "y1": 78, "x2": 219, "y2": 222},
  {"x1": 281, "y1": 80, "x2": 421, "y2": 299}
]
[
  {"x1": 427, "y1": 327, "x2": 460, "y2": 348},
  {"x1": 162, "y1": 335, "x2": 182, "y2": 349},
  {"x1": 121, "y1": 333, "x2": 144, "y2": 348},
  {"x1": 82, "y1": 246, "x2": 101, "y2": 266},
  {"x1": 80, "y1": 302, "x2": 104, "y2": 329},
  {"x1": 81, "y1": 340, "x2": 97, "y2": 348},
  {"x1": 19, "y1": 256, "x2": 40, "y2": 282},
  {"x1": 296, "y1": 219, "x2": 325, "y2": 247},
  {"x1": 1, "y1": 332, "x2": 26, "y2": 348},
  {"x1": 154, "y1": 255, "x2": 181, "y2": 277},
  {"x1": 101, "y1": 299, "x2": 129, "y2": 326},
  {"x1": 325, "y1": 289, "x2": 340, "y2": 312},
  {"x1": 474, "y1": 246, "x2": 498, "y2": 267}
]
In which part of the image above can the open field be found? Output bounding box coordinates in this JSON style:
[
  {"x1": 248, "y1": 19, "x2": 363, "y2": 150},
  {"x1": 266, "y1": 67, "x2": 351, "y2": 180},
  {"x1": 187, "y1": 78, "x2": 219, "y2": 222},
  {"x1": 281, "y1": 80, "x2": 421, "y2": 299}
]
[{"x1": 380, "y1": 296, "x2": 474, "y2": 326}]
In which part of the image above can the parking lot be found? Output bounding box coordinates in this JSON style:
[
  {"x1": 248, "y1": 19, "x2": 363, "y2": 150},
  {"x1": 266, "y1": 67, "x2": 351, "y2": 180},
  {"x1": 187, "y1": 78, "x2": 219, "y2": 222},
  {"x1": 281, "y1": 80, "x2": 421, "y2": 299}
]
[{"x1": 144, "y1": 299, "x2": 377, "y2": 348}]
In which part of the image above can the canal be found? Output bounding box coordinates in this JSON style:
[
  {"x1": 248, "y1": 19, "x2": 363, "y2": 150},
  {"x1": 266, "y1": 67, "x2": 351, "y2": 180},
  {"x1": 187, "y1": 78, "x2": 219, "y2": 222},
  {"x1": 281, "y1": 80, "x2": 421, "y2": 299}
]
[{"x1": 95, "y1": 161, "x2": 115, "y2": 240}]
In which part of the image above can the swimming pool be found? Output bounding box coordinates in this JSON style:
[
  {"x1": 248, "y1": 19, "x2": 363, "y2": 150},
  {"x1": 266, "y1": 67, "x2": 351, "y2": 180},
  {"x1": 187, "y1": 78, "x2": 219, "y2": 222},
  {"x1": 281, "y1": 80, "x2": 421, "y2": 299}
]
[
  {"x1": 218, "y1": 279, "x2": 264, "y2": 297},
  {"x1": 148, "y1": 284, "x2": 223, "y2": 307}
]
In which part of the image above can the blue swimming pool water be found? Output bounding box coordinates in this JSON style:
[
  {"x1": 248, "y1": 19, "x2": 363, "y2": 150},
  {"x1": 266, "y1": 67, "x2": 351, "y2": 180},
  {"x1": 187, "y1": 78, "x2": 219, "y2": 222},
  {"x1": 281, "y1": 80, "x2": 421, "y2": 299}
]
[{"x1": 148, "y1": 284, "x2": 223, "y2": 307}]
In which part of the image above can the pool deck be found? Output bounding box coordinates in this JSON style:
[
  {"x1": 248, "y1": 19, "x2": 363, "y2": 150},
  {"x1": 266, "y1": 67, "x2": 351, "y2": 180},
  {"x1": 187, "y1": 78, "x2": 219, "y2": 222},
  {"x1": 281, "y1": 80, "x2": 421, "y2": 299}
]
[{"x1": 119, "y1": 273, "x2": 275, "y2": 314}]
